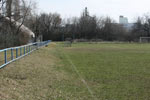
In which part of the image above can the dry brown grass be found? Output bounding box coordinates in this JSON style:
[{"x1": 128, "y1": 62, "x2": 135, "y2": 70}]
[{"x1": 0, "y1": 43, "x2": 74, "y2": 100}]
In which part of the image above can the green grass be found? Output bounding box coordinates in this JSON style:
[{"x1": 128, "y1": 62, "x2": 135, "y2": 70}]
[
  {"x1": 1, "y1": 42, "x2": 150, "y2": 100},
  {"x1": 55, "y1": 42, "x2": 150, "y2": 100}
]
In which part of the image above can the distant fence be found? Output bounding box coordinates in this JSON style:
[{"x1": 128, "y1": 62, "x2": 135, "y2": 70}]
[{"x1": 0, "y1": 40, "x2": 51, "y2": 69}]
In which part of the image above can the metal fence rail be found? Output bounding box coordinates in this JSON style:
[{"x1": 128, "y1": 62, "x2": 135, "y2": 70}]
[{"x1": 0, "y1": 40, "x2": 51, "y2": 69}]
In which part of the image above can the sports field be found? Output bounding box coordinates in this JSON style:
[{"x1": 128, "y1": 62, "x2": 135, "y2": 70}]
[
  {"x1": 0, "y1": 42, "x2": 150, "y2": 100},
  {"x1": 56, "y1": 42, "x2": 150, "y2": 100}
]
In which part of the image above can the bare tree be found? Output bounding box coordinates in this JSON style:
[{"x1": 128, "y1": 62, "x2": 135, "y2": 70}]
[
  {"x1": 0, "y1": 0, "x2": 36, "y2": 48},
  {"x1": 13, "y1": 0, "x2": 20, "y2": 20},
  {"x1": 6, "y1": 0, "x2": 12, "y2": 17}
]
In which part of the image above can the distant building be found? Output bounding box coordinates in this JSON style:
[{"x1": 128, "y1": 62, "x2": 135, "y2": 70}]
[
  {"x1": 119, "y1": 16, "x2": 128, "y2": 24},
  {"x1": 119, "y1": 15, "x2": 134, "y2": 30}
]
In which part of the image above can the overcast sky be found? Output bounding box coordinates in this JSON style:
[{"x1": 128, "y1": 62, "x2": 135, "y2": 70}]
[{"x1": 37, "y1": 0, "x2": 150, "y2": 23}]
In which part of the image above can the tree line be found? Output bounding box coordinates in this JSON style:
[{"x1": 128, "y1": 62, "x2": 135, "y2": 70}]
[{"x1": 27, "y1": 8, "x2": 150, "y2": 42}]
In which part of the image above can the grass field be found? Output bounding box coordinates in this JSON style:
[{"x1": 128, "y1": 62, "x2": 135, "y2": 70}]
[{"x1": 0, "y1": 42, "x2": 150, "y2": 100}]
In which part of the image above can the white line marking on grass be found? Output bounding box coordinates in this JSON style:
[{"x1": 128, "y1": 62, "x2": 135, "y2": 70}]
[{"x1": 64, "y1": 52, "x2": 98, "y2": 100}]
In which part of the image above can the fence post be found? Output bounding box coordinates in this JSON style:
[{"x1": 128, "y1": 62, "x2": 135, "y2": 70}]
[
  {"x1": 24, "y1": 46, "x2": 25, "y2": 55},
  {"x1": 4, "y1": 50, "x2": 7, "y2": 63},
  {"x1": 31, "y1": 46, "x2": 32, "y2": 51},
  {"x1": 16, "y1": 48, "x2": 18, "y2": 58},
  {"x1": 26, "y1": 46, "x2": 28, "y2": 53},
  {"x1": 20, "y1": 48, "x2": 22, "y2": 56},
  {"x1": 29, "y1": 46, "x2": 30, "y2": 52},
  {"x1": 11, "y1": 48, "x2": 13, "y2": 60},
  {"x1": 30, "y1": 46, "x2": 31, "y2": 52}
]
